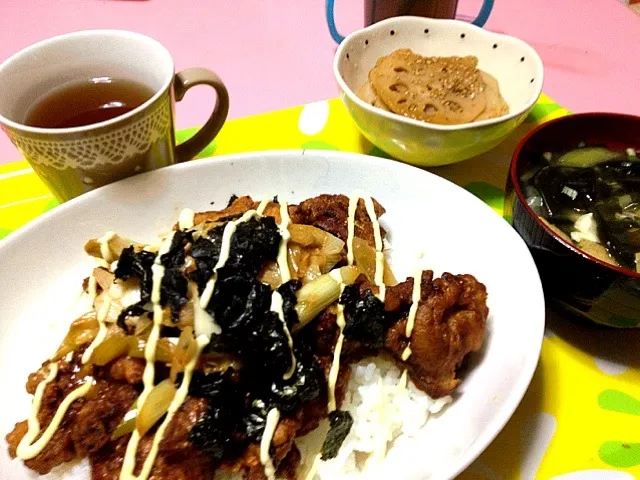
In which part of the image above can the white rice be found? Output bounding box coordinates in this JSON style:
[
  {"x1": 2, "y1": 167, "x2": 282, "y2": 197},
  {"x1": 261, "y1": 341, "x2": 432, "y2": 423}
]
[
  {"x1": 311, "y1": 356, "x2": 451, "y2": 480},
  {"x1": 217, "y1": 356, "x2": 450, "y2": 480}
]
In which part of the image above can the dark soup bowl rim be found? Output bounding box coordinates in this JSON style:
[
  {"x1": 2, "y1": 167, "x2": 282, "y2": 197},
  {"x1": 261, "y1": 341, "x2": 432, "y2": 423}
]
[{"x1": 510, "y1": 111, "x2": 640, "y2": 281}]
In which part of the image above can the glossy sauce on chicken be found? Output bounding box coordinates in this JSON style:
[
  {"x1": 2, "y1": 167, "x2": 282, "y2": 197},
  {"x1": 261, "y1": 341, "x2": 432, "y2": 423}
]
[{"x1": 6, "y1": 193, "x2": 488, "y2": 480}]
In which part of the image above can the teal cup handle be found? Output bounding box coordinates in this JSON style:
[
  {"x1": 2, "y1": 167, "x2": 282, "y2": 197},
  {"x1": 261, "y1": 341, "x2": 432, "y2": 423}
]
[{"x1": 326, "y1": 0, "x2": 494, "y2": 43}]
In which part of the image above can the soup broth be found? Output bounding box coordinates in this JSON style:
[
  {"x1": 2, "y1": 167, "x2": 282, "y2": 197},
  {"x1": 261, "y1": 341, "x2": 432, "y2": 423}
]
[{"x1": 520, "y1": 144, "x2": 640, "y2": 273}]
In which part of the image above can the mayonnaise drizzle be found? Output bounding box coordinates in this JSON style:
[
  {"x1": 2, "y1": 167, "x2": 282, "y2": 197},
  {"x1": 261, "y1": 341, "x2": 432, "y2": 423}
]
[
  {"x1": 271, "y1": 291, "x2": 296, "y2": 380},
  {"x1": 120, "y1": 232, "x2": 176, "y2": 480},
  {"x1": 401, "y1": 347, "x2": 412, "y2": 361},
  {"x1": 200, "y1": 198, "x2": 270, "y2": 309},
  {"x1": 17, "y1": 363, "x2": 94, "y2": 460},
  {"x1": 17, "y1": 363, "x2": 58, "y2": 458},
  {"x1": 98, "y1": 231, "x2": 117, "y2": 263},
  {"x1": 401, "y1": 270, "x2": 423, "y2": 361},
  {"x1": 122, "y1": 335, "x2": 209, "y2": 480},
  {"x1": 87, "y1": 273, "x2": 98, "y2": 300},
  {"x1": 122, "y1": 200, "x2": 273, "y2": 480},
  {"x1": 24, "y1": 199, "x2": 295, "y2": 478},
  {"x1": 327, "y1": 302, "x2": 346, "y2": 413},
  {"x1": 260, "y1": 408, "x2": 281, "y2": 480},
  {"x1": 81, "y1": 295, "x2": 112, "y2": 364},
  {"x1": 82, "y1": 250, "x2": 122, "y2": 364},
  {"x1": 277, "y1": 200, "x2": 292, "y2": 283},
  {"x1": 346, "y1": 192, "x2": 385, "y2": 301},
  {"x1": 346, "y1": 194, "x2": 359, "y2": 266},
  {"x1": 361, "y1": 196, "x2": 386, "y2": 302},
  {"x1": 178, "y1": 208, "x2": 195, "y2": 230},
  {"x1": 143, "y1": 231, "x2": 176, "y2": 395},
  {"x1": 397, "y1": 369, "x2": 408, "y2": 391},
  {"x1": 328, "y1": 191, "x2": 386, "y2": 412},
  {"x1": 192, "y1": 284, "x2": 221, "y2": 338},
  {"x1": 304, "y1": 454, "x2": 322, "y2": 480},
  {"x1": 20, "y1": 235, "x2": 130, "y2": 459}
]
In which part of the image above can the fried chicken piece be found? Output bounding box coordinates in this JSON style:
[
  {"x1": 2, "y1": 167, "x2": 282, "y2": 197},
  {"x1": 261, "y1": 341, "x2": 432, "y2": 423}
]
[
  {"x1": 193, "y1": 196, "x2": 284, "y2": 227},
  {"x1": 193, "y1": 195, "x2": 256, "y2": 226},
  {"x1": 306, "y1": 308, "x2": 340, "y2": 357},
  {"x1": 108, "y1": 357, "x2": 145, "y2": 385},
  {"x1": 90, "y1": 436, "x2": 128, "y2": 480},
  {"x1": 90, "y1": 435, "x2": 217, "y2": 480},
  {"x1": 7, "y1": 359, "x2": 83, "y2": 474},
  {"x1": 71, "y1": 381, "x2": 138, "y2": 456},
  {"x1": 193, "y1": 194, "x2": 385, "y2": 250},
  {"x1": 6, "y1": 375, "x2": 137, "y2": 474},
  {"x1": 385, "y1": 272, "x2": 488, "y2": 398},
  {"x1": 276, "y1": 443, "x2": 301, "y2": 480},
  {"x1": 306, "y1": 275, "x2": 385, "y2": 363},
  {"x1": 91, "y1": 398, "x2": 212, "y2": 480},
  {"x1": 158, "y1": 397, "x2": 208, "y2": 452},
  {"x1": 383, "y1": 271, "x2": 434, "y2": 312},
  {"x1": 6, "y1": 421, "x2": 76, "y2": 475},
  {"x1": 220, "y1": 416, "x2": 302, "y2": 480},
  {"x1": 289, "y1": 194, "x2": 385, "y2": 245}
]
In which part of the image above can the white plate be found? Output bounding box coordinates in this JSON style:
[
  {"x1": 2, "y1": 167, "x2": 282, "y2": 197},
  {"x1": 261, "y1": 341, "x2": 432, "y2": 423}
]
[{"x1": 0, "y1": 151, "x2": 544, "y2": 480}]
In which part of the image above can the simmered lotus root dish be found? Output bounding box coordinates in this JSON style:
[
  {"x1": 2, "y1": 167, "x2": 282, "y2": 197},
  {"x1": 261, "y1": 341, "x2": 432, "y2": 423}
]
[{"x1": 357, "y1": 49, "x2": 509, "y2": 125}]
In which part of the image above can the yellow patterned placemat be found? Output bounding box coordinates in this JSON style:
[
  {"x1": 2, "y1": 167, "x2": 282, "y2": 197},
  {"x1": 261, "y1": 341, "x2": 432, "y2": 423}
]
[{"x1": 1, "y1": 95, "x2": 638, "y2": 479}]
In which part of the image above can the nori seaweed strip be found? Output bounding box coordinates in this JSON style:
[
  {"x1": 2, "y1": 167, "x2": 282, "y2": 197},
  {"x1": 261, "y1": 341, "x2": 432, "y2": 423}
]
[
  {"x1": 262, "y1": 343, "x2": 325, "y2": 414},
  {"x1": 321, "y1": 411, "x2": 354, "y2": 460},
  {"x1": 340, "y1": 285, "x2": 386, "y2": 349},
  {"x1": 159, "y1": 230, "x2": 191, "y2": 322},
  {"x1": 114, "y1": 247, "x2": 156, "y2": 302},
  {"x1": 277, "y1": 279, "x2": 301, "y2": 329},
  {"x1": 116, "y1": 303, "x2": 148, "y2": 332},
  {"x1": 226, "y1": 194, "x2": 239, "y2": 208},
  {"x1": 191, "y1": 217, "x2": 281, "y2": 292},
  {"x1": 188, "y1": 370, "x2": 244, "y2": 461}
]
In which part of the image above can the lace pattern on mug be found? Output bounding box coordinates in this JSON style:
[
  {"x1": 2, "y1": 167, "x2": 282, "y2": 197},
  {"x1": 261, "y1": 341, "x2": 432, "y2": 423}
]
[{"x1": 3, "y1": 95, "x2": 171, "y2": 170}]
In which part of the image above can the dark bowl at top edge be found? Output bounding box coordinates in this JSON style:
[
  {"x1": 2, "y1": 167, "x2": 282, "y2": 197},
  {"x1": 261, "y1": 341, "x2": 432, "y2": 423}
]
[{"x1": 505, "y1": 112, "x2": 640, "y2": 328}]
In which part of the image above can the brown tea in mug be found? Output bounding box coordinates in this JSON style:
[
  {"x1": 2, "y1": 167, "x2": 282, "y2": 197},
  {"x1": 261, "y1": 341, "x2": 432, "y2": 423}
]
[{"x1": 25, "y1": 77, "x2": 155, "y2": 128}]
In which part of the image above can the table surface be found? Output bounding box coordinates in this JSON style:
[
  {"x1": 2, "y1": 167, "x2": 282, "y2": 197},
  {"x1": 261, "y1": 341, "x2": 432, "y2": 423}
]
[
  {"x1": 1, "y1": 0, "x2": 640, "y2": 163},
  {"x1": 1, "y1": 95, "x2": 640, "y2": 479}
]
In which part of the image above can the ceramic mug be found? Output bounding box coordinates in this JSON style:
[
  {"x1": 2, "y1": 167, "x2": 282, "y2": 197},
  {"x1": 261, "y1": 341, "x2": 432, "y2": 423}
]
[
  {"x1": 0, "y1": 30, "x2": 229, "y2": 202},
  {"x1": 326, "y1": 0, "x2": 494, "y2": 43}
]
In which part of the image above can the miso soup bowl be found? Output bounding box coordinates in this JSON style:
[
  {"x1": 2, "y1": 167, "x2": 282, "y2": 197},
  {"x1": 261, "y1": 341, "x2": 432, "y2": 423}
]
[
  {"x1": 505, "y1": 113, "x2": 640, "y2": 328},
  {"x1": 334, "y1": 16, "x2": 544, "y2": 167}
]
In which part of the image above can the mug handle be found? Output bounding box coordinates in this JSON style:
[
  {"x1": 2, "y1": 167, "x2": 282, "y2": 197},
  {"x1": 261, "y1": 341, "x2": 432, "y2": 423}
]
[
  {"x1": 326, "y1": 0, "x2": 345, "y2": 44},
  {"x1": 326, "y1": 0, "x2": 495, "y2": 43},
  {"x1": 471, "y1": 0, "x2": 494, "y2": 27},
  {"x1": 174, "y1": 68, "x2": 229, "y2": 162}
]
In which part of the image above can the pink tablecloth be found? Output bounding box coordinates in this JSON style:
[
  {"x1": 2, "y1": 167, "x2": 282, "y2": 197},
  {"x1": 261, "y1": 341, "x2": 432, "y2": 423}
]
[{"x1": 0, "y1": 0, "x2": 639, "y2": 163}]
